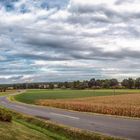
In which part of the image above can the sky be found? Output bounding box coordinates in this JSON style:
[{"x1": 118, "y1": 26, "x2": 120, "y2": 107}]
[{"x1": 0, "y1": 0, "x2": 140, "y2": 84}]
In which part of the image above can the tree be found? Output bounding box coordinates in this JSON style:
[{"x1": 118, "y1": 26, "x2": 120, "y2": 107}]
[
  {"x1": 135, "y1": 78, "x2": 140, "y2": 89},
  {"x1": 102, "y1": 79, "x2": 110, "y2": 88},
  {"x1": 95, "y1": 80, "x2": 102, "y2": 87},
  {"x1": 49, "y1": 83, "x2": 54, "y2": 89},
  {"x1": 127, "y1": 78, "x2": 135, "y2": 89},
  {"x1": 72, "y1": 81, "x2": 80, "y2": 89},
  {"x1": 109, "y1": 79, "x2": 118, "y2": 87},
  {"x1": 64, "y1": 82, "x2": 69, "y2": 88},
  {"x1": 122, "y1": 78, "x2": 134, "y2": 89},
  {"x1": 121, "y1": 79, "x2": 128, "y2": 88},
  {"x1": 0, "y1": 87, "x2": 6, "y2": 92},
  {"x1": 88, "y1": 78, "x2": 96, "y2": 88},
  {"x1": 58, "y1": 83, "x2": 63, "y2": 88}
]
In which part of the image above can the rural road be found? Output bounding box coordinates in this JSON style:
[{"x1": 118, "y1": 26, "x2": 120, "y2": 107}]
[{"x1": 0, "y1": 94, "x2": 140, "y2": 140}]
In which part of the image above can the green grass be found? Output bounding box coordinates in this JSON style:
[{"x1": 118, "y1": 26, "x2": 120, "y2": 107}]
[
  {"x1": 15, "y1": 120, "x2": 68, "y2": 140},
  {"x1": 14, "y1": 89, "x2": 140, "y2": 104},
  {"x1": 0, "y1": 121, "x2": 52, "y2": 140}
]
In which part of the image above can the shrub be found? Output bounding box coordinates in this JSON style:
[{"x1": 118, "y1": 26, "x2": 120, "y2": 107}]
[{"x1": 0, "y1": 109, "x2": 12, "y2": 122}]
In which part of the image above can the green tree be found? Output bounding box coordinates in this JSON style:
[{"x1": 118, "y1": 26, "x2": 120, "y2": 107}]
[
  {"x1": 72, "y1": 81, "x2": 80, "y2": 89},
  {"x1": 122, "y1": 78, "x2": 135, "y2": 89},
  {"x1": 121, "y1": 79, "x2": 128, "y2": 88},
  {"x1": 95, "y1": 80, "x2": 102, "y2": 87},
  {"x1": 49, "y1": 83, "x2": 54, "y2": 89},
  {"x1": 128, "y1": 78, "x2": 135, "y2": 89},
  {"x1": 102, "y1": 79, "x2": 110, "y2": 88},
  {"x1": 88, "y1": 78, "x2": 96, "y2": 88},
  {"x1": 135, "y1": 78, "x2": 140, "y2": 89},
  {"x1": 109, "y1": 79, "x2": 118, "y2": 87}
]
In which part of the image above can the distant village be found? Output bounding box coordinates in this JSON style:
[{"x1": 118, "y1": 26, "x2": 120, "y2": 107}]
[{"x1": 0, "y1": 77, "x2": 140, "y2": 92}]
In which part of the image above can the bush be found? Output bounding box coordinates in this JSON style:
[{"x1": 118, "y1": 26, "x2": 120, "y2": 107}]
[{"x1": 0, "y1": 109, "x2": 12, "y2": 122}]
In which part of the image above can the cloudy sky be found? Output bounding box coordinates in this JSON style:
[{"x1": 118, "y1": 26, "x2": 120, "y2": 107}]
[{"x1": 0, "y1": 0, "x2": 140, "y2": 83}]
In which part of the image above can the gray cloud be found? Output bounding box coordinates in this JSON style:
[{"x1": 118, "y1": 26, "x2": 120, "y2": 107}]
[{"x1": 0, "y1": 0, "x2": 140, "y2": 83}]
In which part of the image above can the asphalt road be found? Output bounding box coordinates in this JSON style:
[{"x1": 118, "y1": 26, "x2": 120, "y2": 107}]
[{"x1": 0, "y1": 95, "x2": 140, "y2": 140}]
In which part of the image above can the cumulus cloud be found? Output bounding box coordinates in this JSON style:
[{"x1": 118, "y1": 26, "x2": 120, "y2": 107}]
[{"x1": 0, "y1": 0, "x2": 140, "y2": 83}]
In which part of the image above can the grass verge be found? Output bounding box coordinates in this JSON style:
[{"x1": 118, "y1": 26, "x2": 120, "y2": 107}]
[
  {"x1": 0, "y1": 107, "x2": 123, "y2": 140},
  {"x1": 0, "y1": 121, "x2": 52, "y2": 140}
]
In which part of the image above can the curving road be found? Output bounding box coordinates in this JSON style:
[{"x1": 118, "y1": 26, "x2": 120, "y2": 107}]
[{"x1": 0, "y1": 94, "x2": 140, "y2": 140}]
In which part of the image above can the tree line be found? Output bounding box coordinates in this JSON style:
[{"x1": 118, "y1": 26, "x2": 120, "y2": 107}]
[
  {"x1": 0, "y1": 87, "x2": 7, "y2": 92},
  {"x1": 0, "y1": 77, "x2": 140, "y2": 90}
]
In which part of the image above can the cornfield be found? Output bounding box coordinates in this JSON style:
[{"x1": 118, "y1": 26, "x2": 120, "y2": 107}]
[{"x1": 36, "y1": 94, "x2": 140, "y2": 118}]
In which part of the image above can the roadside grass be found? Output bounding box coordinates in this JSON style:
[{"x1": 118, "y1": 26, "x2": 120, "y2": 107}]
[
  {"x1": 0, "y1": 121, "x2": 52, "y2": 140},
  {"x1": 0, "y1": 107, "x2": 122, "y2": 140},
  {"x1": 36, "y1": 93, "x2": 140, "y2": 118},
  {"x1": 14, "y1": 89, "x2": 140, "y2": 104}
]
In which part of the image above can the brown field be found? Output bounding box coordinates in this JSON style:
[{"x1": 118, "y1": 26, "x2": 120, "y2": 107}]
[{"x1": 36, "y1": 94, "x2": 140, "y2": 118}]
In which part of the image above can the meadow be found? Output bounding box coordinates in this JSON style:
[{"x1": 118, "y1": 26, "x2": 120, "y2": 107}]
[{"x1": 14, "y1": 89, "x2": 140, "y2": 104}]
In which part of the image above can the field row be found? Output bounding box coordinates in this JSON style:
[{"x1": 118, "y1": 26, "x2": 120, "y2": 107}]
[{"x1": 36, "y1": 94, "x2": 140, "y2": 118}]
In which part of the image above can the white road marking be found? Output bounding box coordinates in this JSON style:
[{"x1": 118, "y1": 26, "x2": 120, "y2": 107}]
[{"x1": 50, "y1": 112, "x2": 80, "y2": 120}]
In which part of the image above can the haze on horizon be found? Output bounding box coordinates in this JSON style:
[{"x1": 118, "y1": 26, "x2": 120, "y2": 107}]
[{"x1": 0, "y1": 0, "x2": 140, "y2": 84}]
